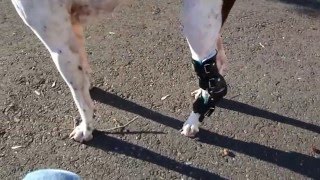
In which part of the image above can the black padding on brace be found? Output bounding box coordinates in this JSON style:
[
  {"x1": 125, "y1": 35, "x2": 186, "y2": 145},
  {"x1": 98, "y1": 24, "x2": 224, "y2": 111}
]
[
  {"x1": 192, "y1": 54, "x2": 228, "y2": 120},
  {"x1": 192, "y1": 55, "x2": 227, "y2": 99},
  {"x1": 192, "y1": 95, "x2": 215, "y2": 122}
]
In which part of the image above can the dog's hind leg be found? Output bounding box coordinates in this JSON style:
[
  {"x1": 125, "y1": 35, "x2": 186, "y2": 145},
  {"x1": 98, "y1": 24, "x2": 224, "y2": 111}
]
[{"x1": 11, "y1": 0, "x2": 94, "y2": 142}]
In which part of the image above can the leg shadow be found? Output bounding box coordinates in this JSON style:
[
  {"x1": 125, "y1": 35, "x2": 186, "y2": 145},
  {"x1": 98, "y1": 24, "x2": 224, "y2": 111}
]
[
  {"x1": 90, "y1": 87, "x2": 320, "y2": 179},
  {"x1": 270, "y1": 0, "x2": 320, "y2": 17},
  {"x1": 105, "y1": 131, "x2": 166, "y2": 135},
  {"x1": 87, "y1": 130, "x2": 225, "y2": 179},
  {"x1": 276, "y1": 0, "x2": 320, "y2": 10},
  {"x1": 217, "y1": 99, "x2": 320, "y2": 134}
]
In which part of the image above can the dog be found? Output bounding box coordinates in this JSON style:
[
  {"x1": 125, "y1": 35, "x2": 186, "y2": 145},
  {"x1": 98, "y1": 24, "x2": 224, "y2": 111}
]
[{"x1": 11, "y1": 0, "x2": 235, "y2": 142}]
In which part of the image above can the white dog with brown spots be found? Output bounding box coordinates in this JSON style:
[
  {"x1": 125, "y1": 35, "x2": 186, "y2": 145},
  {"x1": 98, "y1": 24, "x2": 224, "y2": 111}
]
[{"x1": 11, "y1": 0, "x2": 235, "y2": 142}]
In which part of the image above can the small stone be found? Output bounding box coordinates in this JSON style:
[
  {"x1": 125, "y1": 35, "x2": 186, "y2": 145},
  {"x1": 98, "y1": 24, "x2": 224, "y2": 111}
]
[
  {"x1": 13, "y1": 117, "x2": 20, "y2": 123},
  {"x1": 135, "y1": 134, "x2": 141, "y2": 140},
  {"x1": 221, "y1": 149, "x2": 235, "y2": 158},
  {"x1": 51, "y1": 131, "x2": 59, "y2": 137},
  {"x1": 152, "y1": 7, "x2": 161, "y2": 15},
  {"x1": 80, "y1": 144, "x2": 87, "y2": 149},
  {"x1": 222, "y1": 149, "x2": 229, "y2": 157}
]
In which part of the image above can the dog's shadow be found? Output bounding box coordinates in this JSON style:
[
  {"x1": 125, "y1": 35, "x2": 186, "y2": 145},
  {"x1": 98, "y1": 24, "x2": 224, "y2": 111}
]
[
  {"x1": 88, "y1": 130, "x2": 224, "y2": 179},
  {"x1": 88, "y1": 87, "x2": 320, "y2": 179},
  {"x1": 276, "y1": 0, "x2": 320, "y2": 10},
  {"x1": 270, "y1": 0, "x2": 320, "y2": 17}
]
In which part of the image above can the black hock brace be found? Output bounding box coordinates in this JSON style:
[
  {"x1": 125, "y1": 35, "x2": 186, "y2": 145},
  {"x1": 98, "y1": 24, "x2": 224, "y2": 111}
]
[{"x1": 192, "y1": 53, "x2": 228, "y2": 121}]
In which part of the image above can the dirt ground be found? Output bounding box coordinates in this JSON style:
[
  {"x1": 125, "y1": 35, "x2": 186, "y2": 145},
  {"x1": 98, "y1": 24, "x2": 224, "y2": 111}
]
[{"x1": 0, "y1": 0, "x2": 319, "y2": 179}]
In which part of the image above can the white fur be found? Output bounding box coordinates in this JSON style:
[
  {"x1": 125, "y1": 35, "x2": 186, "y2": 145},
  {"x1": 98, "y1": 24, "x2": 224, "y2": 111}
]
[
  {"x1": 191, "y1": 88, "x2": 210, "y2": 101},
  {"x1": 182, "y1": 0, "x2": 224, "y2": 136},
  {"x1": 11, "y1": 0, "x2": 225, "y2": 141},
  {"x1": 181, "y1": 89, "x2": 210, "y2": 137},
  {"x1": 11, "y1": 0, "x2": 103, "y2": 142},
  {"x1": 183, "y1": 0, "x2": 223, "y2": 61},
  {"x1": 181, "y1": 112, "x2": 201, "y2": 137}
]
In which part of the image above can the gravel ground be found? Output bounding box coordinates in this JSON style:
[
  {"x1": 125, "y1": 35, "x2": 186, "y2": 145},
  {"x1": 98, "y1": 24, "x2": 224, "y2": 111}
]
[{"x1": 0, "y1": 0, "x2": 319, "y2": 179}]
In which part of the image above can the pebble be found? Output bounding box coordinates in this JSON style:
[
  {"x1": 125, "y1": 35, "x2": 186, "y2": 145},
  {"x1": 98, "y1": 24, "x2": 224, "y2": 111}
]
[
  {"x1": 13, "y1": 117, "x2": 20, "y2": 123},
  {"x1": 80, "y1": 144, "x2": 87, "y2": 149}
]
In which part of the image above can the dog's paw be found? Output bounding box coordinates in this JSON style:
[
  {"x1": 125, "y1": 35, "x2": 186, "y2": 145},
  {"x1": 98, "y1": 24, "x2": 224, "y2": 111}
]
[
  {"x1": 181, "y1": 112, "x2": 200, "y2": 137},
  {"x1": 69, "y1": 123, "x2": 93, "y2": 143}
]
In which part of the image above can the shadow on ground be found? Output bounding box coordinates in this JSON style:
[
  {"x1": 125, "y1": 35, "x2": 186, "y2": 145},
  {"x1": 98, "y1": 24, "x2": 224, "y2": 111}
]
[
  {"x1": 217, "y1": 99, "x2": 320, "y2": 134},
  {"x1": 88, "y1": 130, "x2": 225, "y2": 179},
  {"x1": 278, "y1": 0, "x2": 320, "y2": 9},
  {"x1": 89, "y1": 87, "x2": 320, "y2": 179},
  {"x1": 272, "y1": 0, "x2": 320, "y2": 16}
]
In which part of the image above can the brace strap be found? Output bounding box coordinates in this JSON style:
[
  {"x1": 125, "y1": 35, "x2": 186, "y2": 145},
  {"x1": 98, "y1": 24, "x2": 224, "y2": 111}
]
[
  {"x1": 192, "y1": 54, "x2": 227, "y2": 121},
  {"x1": 192, "y1": 94, "x2": 216, "y2": 122}
]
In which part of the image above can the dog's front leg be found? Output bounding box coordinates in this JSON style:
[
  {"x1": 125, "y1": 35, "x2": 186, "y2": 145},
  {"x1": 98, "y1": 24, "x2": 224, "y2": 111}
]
[
  {"x1": 181, "y1": 0, "x2": 228, "y2": 137},
  {"x1": 11, "y1": 0, "x2": 94, "y2": 142}
]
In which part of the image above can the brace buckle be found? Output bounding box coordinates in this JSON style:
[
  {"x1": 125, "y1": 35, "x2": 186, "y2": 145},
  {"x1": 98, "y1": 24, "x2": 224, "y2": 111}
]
[
  {"x1": 204, "y1": 63, "x2": 214, "y2": 74},
  {"x1": 208, "y1": 78, "x2": 215, "y2": 89}
]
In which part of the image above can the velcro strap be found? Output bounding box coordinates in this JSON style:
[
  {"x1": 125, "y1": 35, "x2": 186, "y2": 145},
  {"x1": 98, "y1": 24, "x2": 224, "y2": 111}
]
[
  {"x1": 192, "y1": 55, "x2": 227, "y2": 100},
  {"x1": 192, "y1": 54, "x2": 219, "y2": 78},
  {"x1": 193, "y1": 95, "x2": 215, "y2": 122}
]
